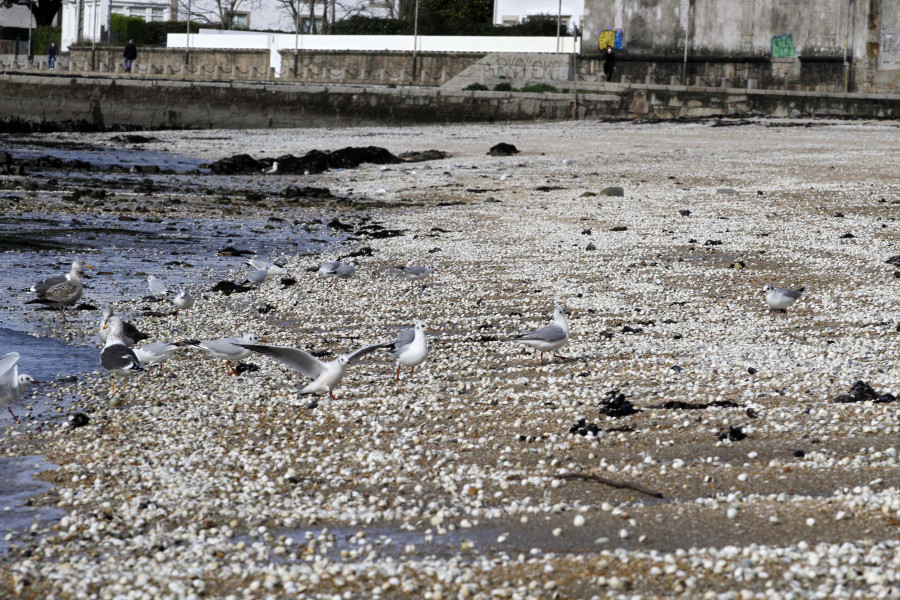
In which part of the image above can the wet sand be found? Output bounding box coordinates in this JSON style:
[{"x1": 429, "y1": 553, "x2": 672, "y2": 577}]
[{"x1": 2, "y1": 118, "x2": 900, "y2": 598}]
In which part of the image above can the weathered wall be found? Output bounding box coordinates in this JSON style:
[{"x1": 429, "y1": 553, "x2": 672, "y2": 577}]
[
  {"x1": 583, "y1": 0, "x2": 898, "y2": 93},
  {"x1": 276, "y1": 51, "x2": 483, "y2": 86},
  {"x1": 67, "y1": 47, "x2": 272, "y2": 80},
  {"x1": 0, "y1": 74, "x2": 895, "y2": 132}
]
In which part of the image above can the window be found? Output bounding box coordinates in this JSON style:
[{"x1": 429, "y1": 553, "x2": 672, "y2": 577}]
[
  {"x1": 150, "y1": 7, "x2": 165, "y2": 22},
  {"x1": 300, "y1": 17, "x2": 324, "y2": 33},
  {"x1": 230, "y1": 12, "x2": 250, "y2": 29}
]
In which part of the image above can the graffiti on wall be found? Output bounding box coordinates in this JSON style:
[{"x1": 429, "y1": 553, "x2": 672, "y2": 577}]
[
  {"x1": 481, "y1": 54, "x2": 569, "y2": 82},
  {"x1": 884, "y1": 32, "x2": 898, "y2": 54},
  {"x1": 598, "y1": 29, "x2": 624, "y2": 51},
  {"x1": 771, "y1": 34, "x2": 796, "y2": 58}
]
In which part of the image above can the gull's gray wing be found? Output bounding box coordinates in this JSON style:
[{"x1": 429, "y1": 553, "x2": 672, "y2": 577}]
[
  {"x1": 319, "y1": 261, "x2": 341, "y2": 274},
  {"x1": 238, "y1": 344, "x2": 325, "y2": 380},
  {"x1": 101, "y1": 344, "x2": 143, "y2": 372},
  {"x1": 200, "y1": 339, "x2": 243, "y2": 355},
  {"x1": 515, "y1": 324, "x2": 567, "y2": 343},
  {"x1": 778, "y1": 288, "x2": 804, "y2": 299},
  {"x1": 31, "y1": 274, "x2": 67, "y2": 294},
  {"x1": 344, "y1": 342, "x2": 393, "y2": 366},
  {"x1": 247, "y1": 269, "x2": 268, "y2": 284},
  {"x1": 0, "y1": 352, "x2": 19, "y2": 379},
  {"x1": 391, "y1": 327, "x2": 415, "y2": 354},
  {"x1": 404, "y1": 266, "x2": 431, "y2": 277}
]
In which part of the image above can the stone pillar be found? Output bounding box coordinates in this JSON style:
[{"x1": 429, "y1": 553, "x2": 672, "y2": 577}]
[
  {"x1": 441, "y1": 67, "x2": 450, "y2": 85},
  {"x1": 268, "y1": 67, "x2": 275, "y2": 80},
  {"x1": 380, "y1": 68, "x2": 387, "y2": 83},
  {"x1": 215, "y1": 65, "x2": 223, "y2": 79},
  {"x1": 231, "y1": 64, "x2": 237, "y2": 79},
  {"x1": 360, "y1": 67, "x2": 367, "y2": 82},
  {"x1": 670, "y1": 75, "x2": 679, "y2": 86}
]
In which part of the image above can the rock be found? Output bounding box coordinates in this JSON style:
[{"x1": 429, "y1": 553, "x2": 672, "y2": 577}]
[
  {"x1": 135, "y1": 165, "x2": 161, "y2": 174},
  {"x1": 833, "y1": 380, "x2": 895, "y2": 403},
  {"x1": 282, "y1": 186, "x2": 332, "y2": 199},
  {"x1": 716, "y1": 188, "x2": 738, "y2": 194},
  {"x1": 704, "y1": 239, "x2": 722, "y2": 246},
  {"x1": 487, "y1": 143, "x2": 519, "y2": 156},
  {"x1": 598, "y1": 390, "x2": 639, "y2": 418},
  {"x1": 110, "y1": 134, "x2": 158, "y2": 144},
  {"x1": 729, "y1": 261, "x2": 746, "y2": 269},
  {"x1": 67, "y1": 413, "x2": 90, "y2": 428},
  {"x1": 610, "y1": 226, "x2": 628, "y2": 232},
  {"x1": 233, "y1": 362, "x2": 259, "y2": 375},
  {"x1": 885, "y1": 255, "x2": 900, "y2": 267},
  {"x1": 279, "y1": 277, "x2": 297, "y2": 288},
  {"x1": 569, "y1": 418, "x2": 602, "y2": 436},
  {"x1": 209, "y1": 146, "x2": 402, "y2": 175},
  {"x1": 839, "y1": 232, "x2": 855, "y2": 239},
  {"x1": 217, "y1": 246, "x2": 252, "y2": 257},
  {"x1": 585, "y1": 243, "x2": 596, "y2": 251},
  {"x1": 210, "y1": 280, "x2": 253, "y2": 296},
  {"x1": 717, "y1": 426, "x2": 747, "y2": 442},
  {"x1": 600, "y1": 186, "x2": 624, "y2": 197},
  {"x1": 399, "y1": 150, "x2": 448, "y2": 162},
  {"x1": 679, "y1": 209, "x2": 691, "y2": 216},
  {"x1": 580, "y1": 191, "x2": 597, "y2": 197}
]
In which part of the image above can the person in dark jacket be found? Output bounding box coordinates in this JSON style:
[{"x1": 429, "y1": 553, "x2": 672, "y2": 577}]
[
  {"x1": 603, "y1": 46, "x2": 616, "y2": 82},
  {"x1": 123, "y1": 39, "x2": 137, "y2": 73},
  {"x1": 48, "y1": 42, "x2": 59, "y2": 70}
]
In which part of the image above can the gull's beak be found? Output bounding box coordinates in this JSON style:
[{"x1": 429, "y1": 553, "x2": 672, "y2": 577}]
[
  {"x1": 85, "y1": 265, "x2": 94, "y2": 270},
  {"x1": 102, "y1": 323, "x2": 108, "y2": 330}
]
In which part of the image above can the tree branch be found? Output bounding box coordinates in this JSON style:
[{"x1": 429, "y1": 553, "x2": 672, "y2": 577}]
[{"x1": 558, "y1": 472, "x2": 664, "y2": 499}]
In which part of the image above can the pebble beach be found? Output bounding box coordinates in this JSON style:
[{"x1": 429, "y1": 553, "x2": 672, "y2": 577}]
[{"x1": 2, "y1": 118, "x2": 900, "y2": 599}]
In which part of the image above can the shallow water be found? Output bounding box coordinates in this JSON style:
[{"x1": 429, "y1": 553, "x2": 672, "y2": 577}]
[
  {"x1": 1, "y1": 140, "x2": 207, "y2": 173},
  {"x1": 0, "y1": 456, "x2": 64, "y2": 554}
]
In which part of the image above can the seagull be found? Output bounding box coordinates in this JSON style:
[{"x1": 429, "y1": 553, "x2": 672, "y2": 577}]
[
  {"x1": 246, "y1": 259, "x2": 289, "y2": 276},
  {"x1": 99, "y1": 307, "x2": 148, "y2": 347},
  {"x1": 29, "y1": 258, "x2": 83, "y2": 294},
  {"x1": 26, "y1": 259, "x2": 92, "y2": 322},
  {"x1": 246, "y1": 269, "x2": 269, "y2": 287},
  {"x1": 317, "y1": 261, "x2": 356, "y2": 286},
  {"x1": 264, "y1": 161, "x2": 279, "y2": 175},
  {"x1": 389, "y1": 321, "x2": 430, "y2": 381},
  {"x1": 763, "y1": 284, "x2": 805, "y2": 312},
  {"x1": 172, "y1": 289, "x2": 194, "y2": 320},
  {"x1": 238, "y1": 341, "x2": 390, "y2": 400},
  {"x1": 101, "y1": 316, "x2": 144, "y2": 395},
  {"x1": 562, "y1": 158, "x2": 577, "y2": 166},
  {"x1": 147, "y1": 276, "x2": 169, "y2": 300},
  {"x1": 397, "y1": 265, "x2": 434, "y2": 281},
  {"x1": 133, "y1": 342, "x2": 179, "y2": 376},
  {"x1": 196, "y1": 334, "x2": 262, "y2": 376},
  {"x1": 512, "y1": 306, "x2": 570, "y2": 365},
  {"x1": 0, "y1": 352, "x2": 38, "y2": 422}
]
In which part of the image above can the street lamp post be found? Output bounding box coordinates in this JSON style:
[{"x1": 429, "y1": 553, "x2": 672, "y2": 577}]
[
  {"x1": 293, "y1": 5, "x2": 300, "y2": 77},
  {"x1": 411, "y1": 0, "x2": 419, "y2": 82},
  {"x1": 556, "y1": 0, "x2": 561, "y2": 53},
  {"x1": 185, "y1": 0, "x2": 192, "y2": 65},
  {"x1": 91, "y1": 0, "x2": 99, "y2": 71},
  {"x1": 26, "y1": 0, "x2": 33, "y2": 62}
]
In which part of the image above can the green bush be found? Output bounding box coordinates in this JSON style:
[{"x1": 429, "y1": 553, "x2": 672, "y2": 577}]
[
  {"x1": 111, "y1": 14, "x2": 149, "y2": 46},
  {"x1": 32, "y1": 27, "x2": 61, "y2": 54},
  {"x1": 493, "y1": 82, "x2": 513, "y2": 91},
  {"x1": 463, "y1": 83, "x2": 488, "y2": 91},
  {"x1": 147, "y1": 21, "x2": 202, "y2": 46},
  {"x1": 519, "y1": 83, "x2": 560, "y2": 93},
  {"x1": 332, "y1": 16, "x2": 411, "y2": 35}
]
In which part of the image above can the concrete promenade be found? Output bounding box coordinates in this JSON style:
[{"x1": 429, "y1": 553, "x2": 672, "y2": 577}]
[{"x1": 1, "y1": 72, "x2": 898, "y2": 130}]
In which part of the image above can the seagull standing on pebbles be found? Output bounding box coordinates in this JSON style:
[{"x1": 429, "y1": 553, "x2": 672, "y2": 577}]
[
  {"x1": 101, "y1": 317, "x2": 144, "y2": 395},
  {"x1": 763, "y1": 284, "x2": 805, "y2": 312},
  {"x1": 389, "y1": 321, "x2": 431, "y2": 381},
  {"x1": 317, "y1": 261, "x2": 356, "y2": 286},
  {"x1": 264, "y1": 161, "x2": 279, "y2": 175},
  {"x1": 26, "y1": 259, "x2": 92, "y2": 322},
  {"x1": 99, "y1": 307, "x2": 148, "y2": 347},
  {"x1": 246, "y1": 259, "x2": 289, "y2": 277},
  {"x1": 147, "y1": 276, "x2": 169, "y2": 301},
  {"x1": 0, "y1": 352, "x2": 38, "y2": 422},
  {"x1": 398, "y1": 265, "x2": 434, "y2": 281},
  {"x1": 513, "y1": 306, "x2": 570, "y2": 365},
  {"x1": 196, "y1": 334, "x2": 262, "y2": 376},
  {"x1": 133, "y1": 342, "x2": 179, "y2": 376},
  {"x1": 172, "y1": 289, "x2": 194, "y2": 320},
  {"x1": 238, "y1": 341, "x2": 391, "y2": 400}
]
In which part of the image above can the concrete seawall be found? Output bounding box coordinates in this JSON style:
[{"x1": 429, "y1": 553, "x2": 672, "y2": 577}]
[{"x1": 1, "y1": 74, "x2": 897, "y2": 130}]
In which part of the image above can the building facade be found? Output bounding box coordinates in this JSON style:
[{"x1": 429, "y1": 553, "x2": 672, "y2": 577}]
[
  {"x1": 492, "y1": 0, "x2": 583, "y2": 31},
  {"x1": 61, "y1": 0, "x2": 175, "y2": 51}
]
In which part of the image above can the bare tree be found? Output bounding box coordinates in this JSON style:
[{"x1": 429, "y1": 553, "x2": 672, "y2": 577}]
[
  {"x1": 180, "y1": 0, "x2": 261, "y2": 29},
  {"x1": 275, "y1": 0, "x2": 398, "y2": 33}
]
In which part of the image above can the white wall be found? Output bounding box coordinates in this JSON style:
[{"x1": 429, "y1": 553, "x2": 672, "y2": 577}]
[
  {"x1": 167, "y1": 32, "x2": 580, "y2": 75},
  {"x1": 182, "y1": 0, "x2": 400, "y2": 33},
  {"x1": 492, "y1": 0, "x2": 584, "y2": 30},
  {"x1": 61, "y1": 0, "x2": 173, "y2": 51}
]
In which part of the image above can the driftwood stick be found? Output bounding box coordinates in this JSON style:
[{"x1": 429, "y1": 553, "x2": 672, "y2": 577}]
[{"x1": 559, "y1": 472, "x2": 664, "y2": 499}]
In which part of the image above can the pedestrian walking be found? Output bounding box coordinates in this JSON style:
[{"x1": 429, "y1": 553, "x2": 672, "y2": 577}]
[
  {"x1": 123, "y1": 39, "x2": 137, "y2": 73},
  {"x1": 48, "y1": 42, "x2": 59, "y2": 70}
]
